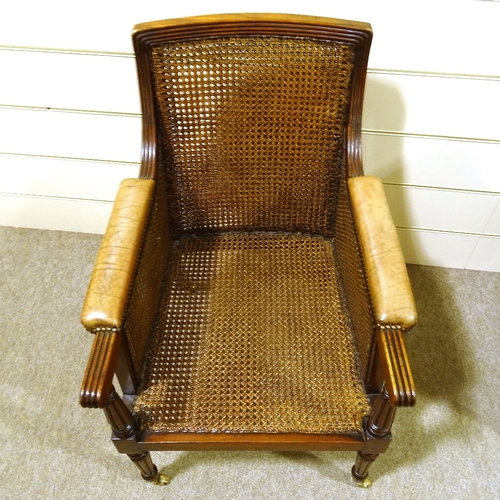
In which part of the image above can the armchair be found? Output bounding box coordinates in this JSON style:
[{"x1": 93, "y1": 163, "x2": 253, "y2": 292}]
[{"x1": 79, "y1": 13, "x2": 416, "y2": 487}]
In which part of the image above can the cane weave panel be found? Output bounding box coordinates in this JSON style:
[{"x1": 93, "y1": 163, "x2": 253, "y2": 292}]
[
  {"x1": 134, "y1": 233, "x2": 371, "y2": 433},
  {"x1": 151, "y1": 36, "x2": 354, "y2": 236},
  {"x1": 333, "y1": 175, "x2": 374, "y2": 379},
  {"x1": 122, "y1": 164, "x2": 171, "y2": 380}
]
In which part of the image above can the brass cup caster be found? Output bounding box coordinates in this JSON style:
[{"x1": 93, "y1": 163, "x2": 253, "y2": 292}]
[
  {"x1": 153, "y1": 473, "x2": 170, "y2": 486},
  {"x1": 351, "y1": 466, "x2": 373, "y2": 488}
]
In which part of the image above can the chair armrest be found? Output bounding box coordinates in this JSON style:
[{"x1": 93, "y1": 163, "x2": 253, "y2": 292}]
[
  {"x1": 377, "y1": 327, "x2": 416, "y2": 407},
  {"x1": 81, "y1": 178, "x2": 155, "y2": 332},
  {"x1": 80, "y1": 331, "x2": 121, "y2": 408},
  {"x1": 348, "y1": 176, "x2": 417, "y2": 330}
]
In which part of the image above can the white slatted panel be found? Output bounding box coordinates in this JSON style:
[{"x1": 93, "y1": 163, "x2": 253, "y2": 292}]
[
  {"x1": 397, "y1": 228, "x2": 480, "y2": 269},
  {"x1": 483, "y1": 200, "x2": 500, "y2": 235},
  {"x1": 0, "y1": 155, "x2": 138, "y2": 200},
  {"x1": 363, "y1": 134, "x2": 500, "y2": 193},
  {"x1": 0, "y1": 194, "x2": 111, "y2": 233},
  {"x1": 1, "y1": 0, "x2": 499, "y2": 270},
  {"x1": 0, "y1": 49, "x2": 140, "y2": 113},
  {"x1": 2, "y1": 1, "x2": 499, "y2": 75},
  {"x1": 364, "y1": 73, "x2": 500, "y2": 141},
  {"x1": 362, "y1": 3, "x2": 500, "y2": 76},
  {"x1": 385, "y1": 186, "x2": 500, "y2": 235},
  {"x1": 0, "y1": 108, "x2": 141, "y2": 162},
  {"x1": 466, "y1": 236, "x2": 500, "y2": 272}
]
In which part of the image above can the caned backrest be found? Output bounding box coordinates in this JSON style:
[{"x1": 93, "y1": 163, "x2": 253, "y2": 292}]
[{"x1": 133, "y1": 14, "x2": 372, "y2": 237}]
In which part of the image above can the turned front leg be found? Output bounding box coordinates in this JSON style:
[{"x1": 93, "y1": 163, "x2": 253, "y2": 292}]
[
  {"x1": 352, "y1": 326, "x2": 416, "y2": 485},
  {"x1": 104, "y1": 386, "x2": 158, "y2": 481},
  {"x1": 352, "y1": 387, "x2": 396, "y2": 483}
]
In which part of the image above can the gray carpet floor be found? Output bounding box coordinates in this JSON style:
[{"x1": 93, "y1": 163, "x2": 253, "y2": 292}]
[{"x1": 1, "y1": 226, "x2": 499, "y2": 499}]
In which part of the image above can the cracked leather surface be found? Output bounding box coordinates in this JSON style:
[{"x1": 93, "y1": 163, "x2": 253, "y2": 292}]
[
  {"x1": 81, "y1": 178, "x2": 154, "y2": 331},
  {"x1": 348, "y1": 176, "x2": 417, "y2": 330}
]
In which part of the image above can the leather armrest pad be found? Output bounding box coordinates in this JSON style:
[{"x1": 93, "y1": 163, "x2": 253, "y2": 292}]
[
  {"x1": 81, "y1": 178, "x2": 155, "y2": 331},
  {"x1": 348, "y1": 176, "x2": 417, "y2": 330}
]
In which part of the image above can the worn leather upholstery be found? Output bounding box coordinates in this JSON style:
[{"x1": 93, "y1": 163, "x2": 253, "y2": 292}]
[
  {"x1": 81, "y1": 178, "x2": 154, "y2": 331},
  {"x1": 348, "y1": 176, "x2": 417, "y2": 330}
]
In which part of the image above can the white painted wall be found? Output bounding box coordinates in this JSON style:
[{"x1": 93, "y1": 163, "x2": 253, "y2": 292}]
[{"x1": 1, "y1": 1, "x2": 499, "y2": 271}]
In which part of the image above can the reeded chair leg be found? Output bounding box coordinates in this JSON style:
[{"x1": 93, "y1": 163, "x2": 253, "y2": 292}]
[
  {"x1": 128, "y1": 452, "x2": 158, "y2": 481},
  {"x1": 103, "y1": 386, "x2": 167, "y2": 484},
  {"x1": 352, "y1": 453, "x2": 377, "y2": 487},
  {"x1": 352, "y1": 387, "x2": 396, "y2": 487}
]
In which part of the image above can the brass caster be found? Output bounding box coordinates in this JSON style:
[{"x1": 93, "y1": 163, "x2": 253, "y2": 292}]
[
  {"x1": 352, "y1": 476, "x2": 372, "y2": 489},
  {"x1": 153, "y1": 473, "x2": 170, "y2": 486}
]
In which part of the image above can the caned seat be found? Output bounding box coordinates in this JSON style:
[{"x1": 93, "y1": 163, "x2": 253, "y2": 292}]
[
  {"x1": 79, "y1": 13, "x2": 417, "y2": 488},
  {"x1": 134, "y1": 234, "x2": 370, "y2": 434}
]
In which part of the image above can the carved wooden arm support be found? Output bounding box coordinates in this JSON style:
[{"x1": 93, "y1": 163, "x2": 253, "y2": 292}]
[
  {"x1": 348, "y1": 176, "x2": 417, "y2": 330},
  {"x1": 79, "y1": 178, "x2": 154, "y2": 408},
  {"x1": 376, "y1": 327, "x2": 416, "y2": 407},
  {"x1": 80, "y1": 330, "x2": 121, "y2": 408},
  {"x1": 80, "y1": 178, "x2": 155, "y2": 331}
]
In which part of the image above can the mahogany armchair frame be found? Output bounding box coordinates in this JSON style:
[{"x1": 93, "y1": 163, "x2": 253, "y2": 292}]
[{"x1": 79, "y1": 14, "x2": 416, "y2": 487}]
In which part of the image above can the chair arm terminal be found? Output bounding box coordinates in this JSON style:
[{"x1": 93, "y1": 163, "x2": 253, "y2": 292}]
[
  {"x1": 80, "y1": 330, "x2": 122, "y2": 408},
  {"x1": 376, "y1": 327, "x2": 416, "y2": 407}
]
